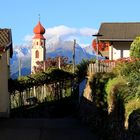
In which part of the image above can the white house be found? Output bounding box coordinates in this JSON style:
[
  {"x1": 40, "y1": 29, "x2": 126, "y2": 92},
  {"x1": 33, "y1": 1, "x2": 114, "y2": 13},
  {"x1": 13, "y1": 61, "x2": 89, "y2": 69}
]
[
  {"x1": 98, "y1": 22, "x2": 140, "y2": 60},
  {"x1": 0, "y1": 28, "x2": 13, "y2": 117}
]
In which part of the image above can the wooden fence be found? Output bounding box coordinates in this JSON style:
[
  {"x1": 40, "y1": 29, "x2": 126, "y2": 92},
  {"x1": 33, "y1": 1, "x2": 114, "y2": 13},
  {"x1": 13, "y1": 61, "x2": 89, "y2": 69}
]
[{"x1": 88, "y1": 61, "x2": 116, "y2": 74}]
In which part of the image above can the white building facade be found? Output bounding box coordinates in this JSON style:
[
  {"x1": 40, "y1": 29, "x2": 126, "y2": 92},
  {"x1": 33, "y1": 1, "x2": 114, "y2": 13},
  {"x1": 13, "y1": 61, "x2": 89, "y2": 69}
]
[{"x1": 109, "y1": 42, "x2": 131, "y2": 60}]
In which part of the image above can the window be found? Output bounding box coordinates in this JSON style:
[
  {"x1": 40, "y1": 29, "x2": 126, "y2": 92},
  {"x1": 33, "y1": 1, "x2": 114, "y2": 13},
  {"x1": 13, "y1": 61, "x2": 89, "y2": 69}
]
[
  {"x1": 35, "y1": 50, "x2": 39, "y2": 58},
  {"x1": 41, "y1": 41, "x2": 43, "y2": 46}
]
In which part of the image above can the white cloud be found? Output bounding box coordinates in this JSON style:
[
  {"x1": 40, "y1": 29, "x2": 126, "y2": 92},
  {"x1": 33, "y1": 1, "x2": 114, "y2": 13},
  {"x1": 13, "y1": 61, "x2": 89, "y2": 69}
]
[
  {"x1": 79, "y1": 43, "x2": 91, "y2": 48},
  {"x1": 17, "y1": 25, "x2": 97, "y2": 46},
  {"x1": 23, "y1": 34, "x2": 33, "y2": 42},
  {"x1": 45, "y1": 25, "x2": 97, "y2": 42},
  {"x1": 46, "y1": 25, "x2": 77, "y2": 37},
  {"x1": 79, "y1": 28, "x2": 98, "y2": 36},
  {"x1": 13, "y1": 45, "x2": 31, "y2": 58}
]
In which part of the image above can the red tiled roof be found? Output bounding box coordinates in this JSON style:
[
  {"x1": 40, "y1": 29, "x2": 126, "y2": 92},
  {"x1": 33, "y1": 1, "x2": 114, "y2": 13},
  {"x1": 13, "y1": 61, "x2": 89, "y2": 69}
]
[{"x1": 33, "y1": 21, "x2": 45, "y2": 39}]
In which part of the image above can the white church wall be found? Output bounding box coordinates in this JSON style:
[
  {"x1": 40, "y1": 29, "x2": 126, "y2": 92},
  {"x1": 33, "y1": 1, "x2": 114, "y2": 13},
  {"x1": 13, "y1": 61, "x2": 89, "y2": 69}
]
[{"x1": 31, "y1": 39, "x2": 46, "y2": 73}]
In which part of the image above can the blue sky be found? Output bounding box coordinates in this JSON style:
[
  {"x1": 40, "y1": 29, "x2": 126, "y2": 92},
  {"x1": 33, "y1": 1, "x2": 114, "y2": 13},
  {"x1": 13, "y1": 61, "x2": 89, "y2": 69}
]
[{"x1": 1, "y1": 0, "x2": 140, "y2": 45}]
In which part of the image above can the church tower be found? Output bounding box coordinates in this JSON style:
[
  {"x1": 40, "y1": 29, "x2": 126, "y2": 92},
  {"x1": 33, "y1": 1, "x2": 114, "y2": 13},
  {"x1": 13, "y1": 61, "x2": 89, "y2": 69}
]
[{"x1": 31, "y1": 20, "x2": 46, "y2": 73}]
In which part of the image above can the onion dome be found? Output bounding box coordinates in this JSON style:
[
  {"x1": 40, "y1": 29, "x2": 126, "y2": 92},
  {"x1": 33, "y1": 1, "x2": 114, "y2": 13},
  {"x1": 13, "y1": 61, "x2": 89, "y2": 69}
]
[{"x1": 33, "y1": 21, "x2": 45, "y2": 39}]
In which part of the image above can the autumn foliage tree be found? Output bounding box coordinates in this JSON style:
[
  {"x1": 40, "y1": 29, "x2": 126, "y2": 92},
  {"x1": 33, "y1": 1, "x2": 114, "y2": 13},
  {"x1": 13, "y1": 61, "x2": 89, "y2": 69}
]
[
  {"x1": 34, "y1": 56, "x2": 69, "y2": 73},
  {"x1": 92, "y1": 39, "x2": 109, "y2": 53}
]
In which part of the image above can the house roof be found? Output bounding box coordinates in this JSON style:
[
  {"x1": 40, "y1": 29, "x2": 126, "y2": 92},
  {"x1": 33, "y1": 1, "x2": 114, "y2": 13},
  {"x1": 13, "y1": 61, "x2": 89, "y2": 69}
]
[
  {"x1": 0, "y1": 29, "x2": 13, "y2": 57},
  {"x1": 98, "y1": 22, "x2": 140, "y2": 41}
]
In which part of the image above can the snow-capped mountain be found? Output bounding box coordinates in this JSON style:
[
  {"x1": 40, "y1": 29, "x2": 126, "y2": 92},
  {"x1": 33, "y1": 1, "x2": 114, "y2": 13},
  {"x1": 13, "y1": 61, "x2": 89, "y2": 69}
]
[
  {"x1": 10, "y1": 41, "x2": 95, "y2": 79},
  {"x1": 46, "y1": 37, "x2": 95, "y2": 63}
]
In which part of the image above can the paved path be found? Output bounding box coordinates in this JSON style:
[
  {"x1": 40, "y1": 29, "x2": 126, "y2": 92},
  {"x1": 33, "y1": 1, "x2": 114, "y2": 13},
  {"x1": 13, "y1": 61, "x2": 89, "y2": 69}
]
[{"x1": 0, "y1": 118, "x2": 100, "y2": 140}]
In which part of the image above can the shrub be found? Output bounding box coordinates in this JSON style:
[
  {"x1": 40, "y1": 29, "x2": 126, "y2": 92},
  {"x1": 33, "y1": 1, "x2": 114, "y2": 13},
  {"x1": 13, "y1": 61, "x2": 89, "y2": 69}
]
[
  {"x1": 106, "y1": 76, "x2": 127, "y2": 113},
  {"x1": 90, "y1": 72, "x2": 115, "y2": 111},
  {"x1": 128, "y1": 108, "x2": 140, "y2": 135},
  {"x1": 130, "y1": 37, "x2": 140, "y2": 58},
  {"x1": 75, "y1": 59, "x2": 89, "y2": 82},
  {"x1": 125, "y1": 98, "x2": 140, "y2": 129},
  {"x1": 105, "y1": 77, "x2": 128, "y2": 140}
]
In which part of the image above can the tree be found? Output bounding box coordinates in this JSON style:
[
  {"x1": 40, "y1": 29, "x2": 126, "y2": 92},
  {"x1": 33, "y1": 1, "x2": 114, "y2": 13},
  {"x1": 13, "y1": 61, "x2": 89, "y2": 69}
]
[
  {"x1": 130, "y1": 37, "x2": 140, "y2": 58},
  {"x1": 34, "y1": 56, "x2": 69, "y2": 73},
  {"x1": 92, "y1": 39, "x2": 109, "y2": 52},
  {"x1": 75, "y1": 59, "x2": 89, "y2": 82}
]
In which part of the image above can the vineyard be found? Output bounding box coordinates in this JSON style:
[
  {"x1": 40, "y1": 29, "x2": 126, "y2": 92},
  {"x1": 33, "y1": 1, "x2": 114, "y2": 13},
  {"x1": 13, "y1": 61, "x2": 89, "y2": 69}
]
[{"x1": 9, "y1": 69, "x2": 76, "y2": 109}]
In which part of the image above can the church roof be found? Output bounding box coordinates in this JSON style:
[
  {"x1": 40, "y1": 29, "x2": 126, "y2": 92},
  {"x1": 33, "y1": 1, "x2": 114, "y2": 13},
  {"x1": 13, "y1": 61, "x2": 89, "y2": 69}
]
[
  {"x1": 98, "y1": 22, "x2": 140, "y2": 41},
  {"x1": 0, "y1": 29, "x2": 13, "y2": 57},
  {"x1": 33, "y1": 21, "x2": 45, "y2": 39}
]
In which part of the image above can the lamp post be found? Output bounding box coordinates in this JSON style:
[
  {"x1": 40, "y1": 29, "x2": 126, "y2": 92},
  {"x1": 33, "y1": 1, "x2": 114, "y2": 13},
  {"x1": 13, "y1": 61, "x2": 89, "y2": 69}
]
[{"x1": 92, "y1": 33, "x2": 103, "y2": 72}]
